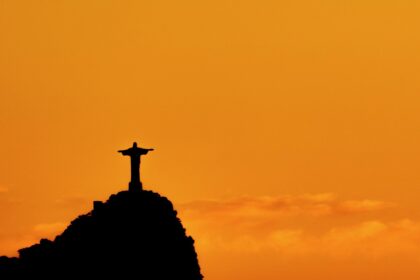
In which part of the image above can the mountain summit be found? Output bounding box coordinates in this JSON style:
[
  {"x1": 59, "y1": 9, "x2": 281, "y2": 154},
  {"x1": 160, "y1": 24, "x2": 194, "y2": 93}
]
[{"x1": 0, "y1": 190, "x2": 203, "y2": 279}]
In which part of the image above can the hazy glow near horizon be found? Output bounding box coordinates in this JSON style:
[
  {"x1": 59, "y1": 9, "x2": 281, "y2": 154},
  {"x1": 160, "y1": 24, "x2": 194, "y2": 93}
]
[{"x1": 1, "y1": 1, "x2": 420, "y2": 279}]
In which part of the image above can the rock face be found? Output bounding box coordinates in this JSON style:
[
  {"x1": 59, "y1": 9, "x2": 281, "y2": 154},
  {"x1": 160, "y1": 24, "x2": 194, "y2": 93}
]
[{"x1": 0, "y1": 191, "x2": 203, "y2": 279}]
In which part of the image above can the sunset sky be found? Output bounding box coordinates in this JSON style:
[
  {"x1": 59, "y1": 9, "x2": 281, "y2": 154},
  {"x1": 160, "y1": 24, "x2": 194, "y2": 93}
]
[{"x1": 1, "y1": 0, "x2": 420, "y2": 279}]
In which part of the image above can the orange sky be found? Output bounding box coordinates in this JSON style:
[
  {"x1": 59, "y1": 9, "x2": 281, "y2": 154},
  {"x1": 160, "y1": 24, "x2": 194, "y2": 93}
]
[{"x1": 1, "y1": 1, "x2": 420, "y2": 279}]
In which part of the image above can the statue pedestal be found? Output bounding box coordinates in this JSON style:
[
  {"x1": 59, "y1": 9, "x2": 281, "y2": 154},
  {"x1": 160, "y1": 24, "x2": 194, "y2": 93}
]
[{"x1": 129, "y1": 181, "x2": 143, "y2": 192}]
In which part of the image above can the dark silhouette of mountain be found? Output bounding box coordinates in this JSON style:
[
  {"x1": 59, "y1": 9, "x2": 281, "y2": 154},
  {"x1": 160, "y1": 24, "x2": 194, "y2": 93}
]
[{"x1": 0, "y1": 190, "x2": 203, "y2": 279}]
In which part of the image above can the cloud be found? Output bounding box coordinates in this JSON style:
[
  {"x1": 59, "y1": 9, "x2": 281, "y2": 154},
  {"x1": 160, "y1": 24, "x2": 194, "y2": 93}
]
[
  {"x1": 176, "y1": 194, "x2": 420, "y2": 259},
  {"x1": 179, "y1": 193, "x2": 394, "y2": 220},
  {"x1": 0, "y1": 222, "x2": 68, "y2": 257},
  {"x1": 54, "y1": 196, "x2": 88, "y2": 208},
  {"x1": 337, "y1": 199, "x2": 394, "y2": 214},
  {"x1": 0, "y1": 234, "x2": 38, "y2": 257},
  {"x1": 320, "y1": 219, "x2": 420, "y2": 257},
  {"x1": 33, "y1": 222, "x2": 67, "y2": 237}
]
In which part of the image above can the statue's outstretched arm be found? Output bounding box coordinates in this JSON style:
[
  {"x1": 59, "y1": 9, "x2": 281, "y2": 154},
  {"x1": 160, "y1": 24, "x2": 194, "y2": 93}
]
[
  {"x1": 141, "y1": 148, "x2": 154, "y2": 154},
  {"x1": 118, "y1": 149, "x2": 130, "y2": 155}
]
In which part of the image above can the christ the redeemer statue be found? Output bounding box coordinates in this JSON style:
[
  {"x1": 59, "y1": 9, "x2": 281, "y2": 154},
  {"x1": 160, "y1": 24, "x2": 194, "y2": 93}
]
[{"x1": 119, "y1": 142, "x2": 154, "y2": 191}]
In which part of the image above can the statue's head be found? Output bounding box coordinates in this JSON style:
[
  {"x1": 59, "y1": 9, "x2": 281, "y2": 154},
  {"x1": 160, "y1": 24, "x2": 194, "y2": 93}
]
[{"x1": 133, "y1": 142, "x2": 138, "y2": 148}]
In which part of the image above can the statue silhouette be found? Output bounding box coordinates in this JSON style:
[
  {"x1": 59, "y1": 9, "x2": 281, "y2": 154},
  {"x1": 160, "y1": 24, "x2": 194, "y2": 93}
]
[{"x1": 119, "y1": 142, "x2": 154, "y2": 191}]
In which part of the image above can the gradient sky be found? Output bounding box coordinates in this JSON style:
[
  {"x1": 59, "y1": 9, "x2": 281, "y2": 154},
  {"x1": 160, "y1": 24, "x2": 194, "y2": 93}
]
[{"x1": 1, "y1": 1, "x2": 420, "y2": 279}]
